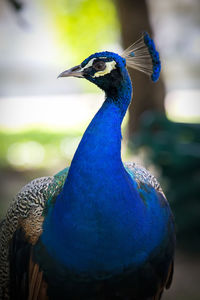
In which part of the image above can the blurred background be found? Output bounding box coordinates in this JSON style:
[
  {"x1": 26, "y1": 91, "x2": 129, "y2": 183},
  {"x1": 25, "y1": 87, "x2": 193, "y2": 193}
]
[{"x1": 0, "y1": 0, "x2": 200, "y2": 299}]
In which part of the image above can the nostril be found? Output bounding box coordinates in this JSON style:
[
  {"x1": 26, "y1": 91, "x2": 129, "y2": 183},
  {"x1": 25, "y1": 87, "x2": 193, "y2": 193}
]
[{"x1": 72, "y1": 65, "x2": 81, "y2": 71}]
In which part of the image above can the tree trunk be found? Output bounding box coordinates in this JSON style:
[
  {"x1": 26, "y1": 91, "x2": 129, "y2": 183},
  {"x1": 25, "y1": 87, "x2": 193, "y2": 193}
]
[{"x1": 115, "y1": 0, "x2": 165, "y2": 135}]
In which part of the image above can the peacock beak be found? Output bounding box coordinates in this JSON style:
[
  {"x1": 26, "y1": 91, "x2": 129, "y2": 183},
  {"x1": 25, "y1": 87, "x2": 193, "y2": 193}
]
[{"x1": 57, "y1": 65, "x2": 84, "y2": 79}]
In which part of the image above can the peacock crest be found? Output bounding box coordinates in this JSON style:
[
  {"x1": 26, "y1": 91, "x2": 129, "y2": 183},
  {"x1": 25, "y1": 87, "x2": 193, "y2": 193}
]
[{"x1": 122, "y1": 32, "x2": 161, "y2": 82}]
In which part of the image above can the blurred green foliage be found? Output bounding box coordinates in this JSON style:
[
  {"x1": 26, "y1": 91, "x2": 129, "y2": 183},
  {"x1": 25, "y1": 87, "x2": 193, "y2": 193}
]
[
  {"x1": 0, "y1": 129, "x2": 82, "y2": 170},
  {"x1": 43, "y1": 0, "x2": 120, "y2": 62}
]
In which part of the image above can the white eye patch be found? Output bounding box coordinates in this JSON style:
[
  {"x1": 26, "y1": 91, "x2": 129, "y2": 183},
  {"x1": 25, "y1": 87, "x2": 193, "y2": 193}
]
[
  {"x1": 82, "y1": 58, "x2": 96, "y2": 69},
  {"x1": 82, "y1": 57, "x2": 117, "y2": 78},
  {"x1": 93, "y1": 60, "x2": 116, "y2": 78}
]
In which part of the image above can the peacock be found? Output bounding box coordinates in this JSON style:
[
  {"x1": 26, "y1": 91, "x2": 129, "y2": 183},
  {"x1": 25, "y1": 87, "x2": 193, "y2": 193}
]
[{"x1": 0, "y1": 32, "x2": 175, "y2": 300}]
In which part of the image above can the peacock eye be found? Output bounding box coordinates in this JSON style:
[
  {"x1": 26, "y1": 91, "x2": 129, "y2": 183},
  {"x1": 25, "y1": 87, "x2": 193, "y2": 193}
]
[{"x1": 93, "y1": 60, "x2": 106, "y2": 71}]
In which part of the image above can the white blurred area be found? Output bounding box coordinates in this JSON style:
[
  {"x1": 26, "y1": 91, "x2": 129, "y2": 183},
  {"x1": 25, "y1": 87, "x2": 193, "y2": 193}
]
[
  {"x1": 0, "y1": 0, "x2": 82, "y2": 97},
  {"x1": 0, "y1": 91, "x2": 199, "y2": 130},
  {"x1": 148, "y1": 0, "x2": 200, "y2": 122},
  {"x1": 165, "y1": 90, "x2": 200, "y2": 122},
  {"x1": 0, "y1": 0, "x2": 199, "y2": 131},
  {"x1": 0, "y1": 94, "x2": 103, "y2": 130},
  {"x1": 0, "y1": 0, "x2": 108, "y2": 130}
]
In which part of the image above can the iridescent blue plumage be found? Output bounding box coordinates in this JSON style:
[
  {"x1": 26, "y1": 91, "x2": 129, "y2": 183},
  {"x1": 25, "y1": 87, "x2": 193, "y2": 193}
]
[
  {"x1": 143, "y1": 32, "x2": 161, "y2": 82},
  {"x1": 1, "y1": 35, "x2": 175, "y2": 300},
  {"x1": 81, "y1": 51, "x2": 126, "y2": 69}
]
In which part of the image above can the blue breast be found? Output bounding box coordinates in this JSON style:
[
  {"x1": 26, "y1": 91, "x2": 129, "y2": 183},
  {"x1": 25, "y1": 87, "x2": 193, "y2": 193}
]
[{"x1": 41, "y1": 101, "x2": 172, "y2": 276}]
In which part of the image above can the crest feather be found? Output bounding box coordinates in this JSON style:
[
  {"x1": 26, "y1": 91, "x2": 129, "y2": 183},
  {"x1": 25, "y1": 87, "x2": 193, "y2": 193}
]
[{"x1": 122, "y1": 32, "x2": 161, "y2": 82}]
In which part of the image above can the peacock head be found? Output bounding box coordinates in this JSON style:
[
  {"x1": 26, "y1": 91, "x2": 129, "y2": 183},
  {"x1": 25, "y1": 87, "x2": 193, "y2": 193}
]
[
  {"x1": 58, "y1": 32, "x2": 161, "y2": 96},
  {"x1": 58, "y1": 51, "x2": 128, "y2": 97}
]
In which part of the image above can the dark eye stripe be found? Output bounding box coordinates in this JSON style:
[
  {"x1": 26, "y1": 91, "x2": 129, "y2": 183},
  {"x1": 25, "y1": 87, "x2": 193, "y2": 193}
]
[{"x1": 83, "y1": 66, "x2": 94, "y2": 76}]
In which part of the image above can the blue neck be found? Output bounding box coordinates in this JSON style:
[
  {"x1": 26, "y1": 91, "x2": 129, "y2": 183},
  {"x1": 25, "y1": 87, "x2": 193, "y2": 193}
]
[{"x1": 62, "y1": 68, "x2": 132, "y2": 199}]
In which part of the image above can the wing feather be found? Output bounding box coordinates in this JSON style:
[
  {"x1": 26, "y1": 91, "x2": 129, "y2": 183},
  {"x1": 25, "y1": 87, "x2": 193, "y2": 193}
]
[
  {"x1": 28, "y1": 255, "x2": 48, "y2": 300},
  {"x1": 124, "y1": 162, "x2": 165, "y2": 196},
  {"x1": 0, "y1": 168, "x2": 69, "y2": 299},
  {"x1": 0, "y1": 176, "x2": 53, "y2": 299},
  {"x1": 124, "y1": 162, "x2": 175, "y2": 297}
]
